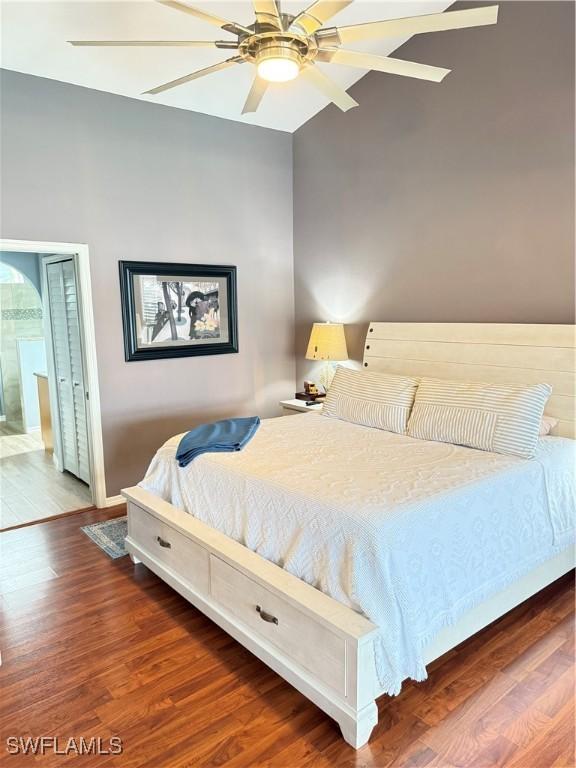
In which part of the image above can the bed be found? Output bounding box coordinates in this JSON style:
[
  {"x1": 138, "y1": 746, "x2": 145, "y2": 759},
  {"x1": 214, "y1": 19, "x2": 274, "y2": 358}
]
[{"x1": 122, "y1": 323, "x2": 575, "y2": 748}]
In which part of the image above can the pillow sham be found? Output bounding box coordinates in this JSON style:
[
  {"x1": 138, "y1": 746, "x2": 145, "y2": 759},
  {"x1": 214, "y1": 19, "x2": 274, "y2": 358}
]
[
  {"x1": 322, "y1": 366, "x2": 419, "y2": 434},
  {"x1": 407, "y1": 377, "x2": 552, "y2": 458}
]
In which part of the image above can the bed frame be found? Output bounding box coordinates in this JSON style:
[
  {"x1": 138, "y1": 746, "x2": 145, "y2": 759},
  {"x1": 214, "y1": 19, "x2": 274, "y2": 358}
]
[{"x1": 123, "y1": 323, "x2": 575, "y2": 748}]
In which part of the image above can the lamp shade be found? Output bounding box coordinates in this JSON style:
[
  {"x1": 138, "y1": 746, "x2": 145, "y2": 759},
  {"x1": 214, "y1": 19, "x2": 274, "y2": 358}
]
[{"x1": 305, "y1": 322, "x2": 348, "y2": 361}]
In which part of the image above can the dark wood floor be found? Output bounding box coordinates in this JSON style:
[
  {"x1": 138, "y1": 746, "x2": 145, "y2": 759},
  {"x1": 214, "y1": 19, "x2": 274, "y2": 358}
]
[{"x1": 0, "y1": 508, "x2": 573, "y2": 768}]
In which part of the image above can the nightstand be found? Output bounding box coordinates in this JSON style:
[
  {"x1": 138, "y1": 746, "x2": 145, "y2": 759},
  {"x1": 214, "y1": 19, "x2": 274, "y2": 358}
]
[{"x1": 279, "y1": 398, "x2": 323, "y2": 416}]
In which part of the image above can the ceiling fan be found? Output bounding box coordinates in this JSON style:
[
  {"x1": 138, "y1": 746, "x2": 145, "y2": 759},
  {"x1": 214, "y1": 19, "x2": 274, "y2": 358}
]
[{"x1": 69, "y1": 1, "x2": 499, "y2": 114}]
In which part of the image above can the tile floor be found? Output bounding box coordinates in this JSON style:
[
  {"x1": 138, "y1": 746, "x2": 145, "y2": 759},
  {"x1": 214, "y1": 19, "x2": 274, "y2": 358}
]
[{"x1": 0, "y1": 431, "x2": 92, "y2": 528}]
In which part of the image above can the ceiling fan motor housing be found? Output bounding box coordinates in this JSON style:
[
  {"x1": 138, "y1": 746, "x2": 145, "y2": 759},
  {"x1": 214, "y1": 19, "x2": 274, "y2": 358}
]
[{"x1": 256, "y1": 40, "x2": 303, "y2": 72}]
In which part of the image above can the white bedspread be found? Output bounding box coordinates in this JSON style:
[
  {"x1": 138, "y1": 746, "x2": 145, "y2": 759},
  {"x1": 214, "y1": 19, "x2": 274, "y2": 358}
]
[{"x1": 140, "y1": 413, "x2": 576, "y2": 694}]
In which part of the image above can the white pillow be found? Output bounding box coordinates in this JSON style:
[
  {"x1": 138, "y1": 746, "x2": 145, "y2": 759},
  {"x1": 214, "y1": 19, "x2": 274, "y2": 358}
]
[
  {"x1": 407, "y1": 377, "x2": 552, "y2": 458},
  {"x1": 322, "y1": 367, "x2": 419, "y2": 435}
]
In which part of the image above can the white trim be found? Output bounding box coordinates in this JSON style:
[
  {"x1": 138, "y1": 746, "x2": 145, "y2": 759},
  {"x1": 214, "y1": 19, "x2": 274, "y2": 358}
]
[
  {"x1": 0, "y1": 239, "x2": 106, "y2": 508},
  {"x1": 40, "y1": 256, "x2": 65, "y2": 482},
  {"x1": 105, "y1": 494, "x2": 125, "y2": 508}
]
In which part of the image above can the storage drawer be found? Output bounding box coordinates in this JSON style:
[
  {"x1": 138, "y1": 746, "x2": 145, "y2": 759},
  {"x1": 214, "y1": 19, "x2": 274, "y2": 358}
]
[
  {"x1": 128, "y1": 503, "x2": 209, "y2": 595},
  {"x1": 210, "y1": 555, "x2": 346, "y2": 696}
]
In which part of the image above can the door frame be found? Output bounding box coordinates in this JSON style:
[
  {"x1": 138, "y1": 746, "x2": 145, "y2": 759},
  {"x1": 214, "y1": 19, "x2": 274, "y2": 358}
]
[{"x1": 0, "y1": 239, "x2": 106, "y2": 508}]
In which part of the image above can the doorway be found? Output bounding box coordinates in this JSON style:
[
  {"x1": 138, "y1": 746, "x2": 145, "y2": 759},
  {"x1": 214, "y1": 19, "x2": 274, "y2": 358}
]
[{"x1": 0, "y1": 240, "x2": 106, "y2": 528}]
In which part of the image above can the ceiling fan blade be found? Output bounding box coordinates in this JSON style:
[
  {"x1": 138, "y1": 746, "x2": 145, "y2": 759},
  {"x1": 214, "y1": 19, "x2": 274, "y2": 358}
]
[
  {"x1": 157, "y1": 1, "x2": 251, "y2": 37},
  {"x1": 144, "y1": 56, "x2": 243, "y2": 95},
  {"x1": 334, "y1": 5, "x2": 499, "y2": 45},
  {"x1": 253, "y1": 0, "x2": 283, "y2": 29},
  {"x1": 242, "y1": 76, "x2": 269, "y2": 114},
  {"x1": 69, "y1": 40, "x2": 238, "y2": 48},
  {"x1": 289, "y1": 1, "x2": 352, "y2": 35},
  {"x1": 316, "y1": 48, "x2": 450, "y2": 82},
  {"x1": 301, "y1": 65, "x2": 358, "y2": 112}
]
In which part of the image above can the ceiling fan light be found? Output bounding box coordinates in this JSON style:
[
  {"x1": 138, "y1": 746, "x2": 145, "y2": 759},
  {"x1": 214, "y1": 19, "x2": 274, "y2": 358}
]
[
  {"x1": 256, "y1": 43, "x2": 302, "y2": 83},
  {"x1": 257, "y1": 57, "x2": 299, "y2": 82}
]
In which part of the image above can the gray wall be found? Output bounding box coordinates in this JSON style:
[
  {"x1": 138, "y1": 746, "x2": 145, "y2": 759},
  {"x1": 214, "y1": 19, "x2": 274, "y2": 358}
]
[
  {"x1": 2, "y1": 0, "x2": 574, "y2": 494},
  {"x1": 0, "y1": 70, "x2": 294, "y2": 495},
  {"x1": 293, "y1": 1, "x2": 575, "y2": 376}
]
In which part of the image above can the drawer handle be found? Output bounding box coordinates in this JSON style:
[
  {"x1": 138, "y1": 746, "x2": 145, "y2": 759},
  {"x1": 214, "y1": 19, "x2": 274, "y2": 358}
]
[
  {"x1": 156, "y1": 536, "x2": 171, "y2": 549},
  {"x1": 256, "y1": 605, "x2": 278, "y2": 625}
]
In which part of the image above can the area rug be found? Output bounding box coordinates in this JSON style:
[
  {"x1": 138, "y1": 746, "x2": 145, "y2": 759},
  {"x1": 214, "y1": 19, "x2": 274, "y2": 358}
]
[{"x1": 81, "y1": 516, "x2": 128, "y2": 559}]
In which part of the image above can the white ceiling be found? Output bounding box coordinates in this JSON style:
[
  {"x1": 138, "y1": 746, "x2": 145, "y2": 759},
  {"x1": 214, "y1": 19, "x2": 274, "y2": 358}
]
[{"x1": 0, "y1": 1, "x2": 452, "y2": 132}]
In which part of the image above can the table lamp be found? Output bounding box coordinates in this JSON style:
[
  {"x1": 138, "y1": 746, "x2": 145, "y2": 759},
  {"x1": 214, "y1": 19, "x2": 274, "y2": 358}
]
[{"x1": 305, "y1": 322, "x2": 348, "y2": 392}]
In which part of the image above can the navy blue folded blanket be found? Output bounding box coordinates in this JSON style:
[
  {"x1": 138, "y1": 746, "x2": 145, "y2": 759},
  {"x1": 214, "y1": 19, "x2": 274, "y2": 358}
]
[{"x1": 175, "y1": 416, "x2": 260, "y2": 468}]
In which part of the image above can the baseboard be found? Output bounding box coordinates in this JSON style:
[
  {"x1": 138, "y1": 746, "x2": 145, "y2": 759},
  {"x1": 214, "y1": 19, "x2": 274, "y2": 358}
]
[{"x1": 104, "y1": 495, "x2": 125, "y2": 508}]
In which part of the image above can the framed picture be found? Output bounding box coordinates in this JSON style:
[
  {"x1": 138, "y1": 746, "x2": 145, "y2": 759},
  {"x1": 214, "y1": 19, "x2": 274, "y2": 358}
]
[{"x1": 119, "y1": 261, "x2": 238, "y2": 361}]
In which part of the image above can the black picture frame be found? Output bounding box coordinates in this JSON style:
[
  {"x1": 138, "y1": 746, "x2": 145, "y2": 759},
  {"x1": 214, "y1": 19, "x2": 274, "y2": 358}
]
[{"x1": 119, "y1": 261, "x2": 238, "y2": 362}]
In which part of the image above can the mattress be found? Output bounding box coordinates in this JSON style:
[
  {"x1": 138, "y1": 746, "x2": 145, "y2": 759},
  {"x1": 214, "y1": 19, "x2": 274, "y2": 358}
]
[{"x1": 140, "y1": 412, "x2": 576, "y2": 694}]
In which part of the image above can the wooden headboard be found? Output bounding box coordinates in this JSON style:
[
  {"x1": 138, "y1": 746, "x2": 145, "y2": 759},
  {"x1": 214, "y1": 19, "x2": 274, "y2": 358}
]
[{"x1": 362, "y1": 323, "x2": 575, "y2": 438}]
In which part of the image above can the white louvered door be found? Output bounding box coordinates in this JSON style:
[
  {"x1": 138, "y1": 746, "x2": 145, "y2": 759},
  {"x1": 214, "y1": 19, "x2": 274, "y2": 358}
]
[{"x1": 46, "y1": 259, "x2": 90, "y2": 484}]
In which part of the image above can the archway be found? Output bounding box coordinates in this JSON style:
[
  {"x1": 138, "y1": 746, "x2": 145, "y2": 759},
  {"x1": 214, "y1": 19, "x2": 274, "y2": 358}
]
[{"x1": 0, "y1": 260, "x2": 44, "y2": 434}]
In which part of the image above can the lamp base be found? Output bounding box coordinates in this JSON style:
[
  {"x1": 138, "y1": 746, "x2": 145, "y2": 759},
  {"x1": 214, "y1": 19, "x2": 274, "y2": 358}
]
[{"x1": 318, "y1": 362, "x2": 337, "y2": 392}]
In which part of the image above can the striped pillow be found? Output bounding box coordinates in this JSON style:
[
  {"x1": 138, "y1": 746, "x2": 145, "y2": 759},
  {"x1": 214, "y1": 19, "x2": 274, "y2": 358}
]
[
  {"x1": 322, "y1": 367, "x2": 419, "y2": 434},
  {"x1": 407, "y1": 377, "x2": 552, "y2": 458}
]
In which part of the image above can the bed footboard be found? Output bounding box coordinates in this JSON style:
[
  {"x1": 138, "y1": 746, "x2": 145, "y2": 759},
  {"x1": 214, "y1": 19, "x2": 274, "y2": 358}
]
[{"x1": 122, "y1": 486, "x2": 380, "y2": 748}]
